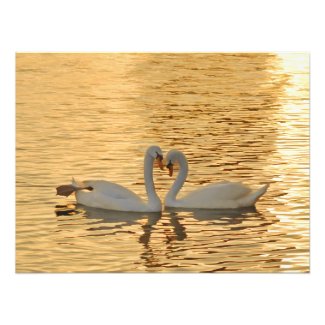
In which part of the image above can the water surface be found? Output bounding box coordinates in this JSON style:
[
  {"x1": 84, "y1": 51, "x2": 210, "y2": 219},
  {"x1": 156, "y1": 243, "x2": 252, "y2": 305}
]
[{"x1": 16, "y1": 53, "x2": 309, "y2": 272}]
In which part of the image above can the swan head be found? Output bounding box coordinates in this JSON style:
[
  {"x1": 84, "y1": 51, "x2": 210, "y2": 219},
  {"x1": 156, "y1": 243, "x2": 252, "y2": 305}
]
[
  {"x1": 147, "y1": 145, "x2": 164, "y2": 170},
  {"x1": 165, "y1": 149, "x2": 181, "y2": 177},
  {"x1": 166, "y1": 160, "x2": 174, "y2": 177}
]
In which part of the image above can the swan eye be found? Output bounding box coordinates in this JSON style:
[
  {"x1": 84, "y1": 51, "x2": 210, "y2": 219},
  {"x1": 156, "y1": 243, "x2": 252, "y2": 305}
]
[{"x1": 166, "y1": 161, "x2": 173, "y2": 168}]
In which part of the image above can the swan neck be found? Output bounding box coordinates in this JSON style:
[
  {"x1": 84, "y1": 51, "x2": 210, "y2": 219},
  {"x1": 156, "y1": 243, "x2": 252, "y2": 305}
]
[
  {"x1": 144, "y1": 151, "x2": 160, "y2": 205},
  {"x1": 166, "y1": 152, "x2": 188, "y2": 201}
]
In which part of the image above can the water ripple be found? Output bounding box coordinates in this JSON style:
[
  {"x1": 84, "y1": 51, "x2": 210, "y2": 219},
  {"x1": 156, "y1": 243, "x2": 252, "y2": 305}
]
[{"x1": 16, "y1": 53, "x2": 309, "y2": 272}]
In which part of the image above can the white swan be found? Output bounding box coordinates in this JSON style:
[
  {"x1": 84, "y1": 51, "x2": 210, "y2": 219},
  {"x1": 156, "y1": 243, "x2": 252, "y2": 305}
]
[
  {"x1": 56, "y1": 145, "x2": 164, "y2": 212},
  {"x1": 164, "y1": 149, "x2": 269, "y2": 209}
]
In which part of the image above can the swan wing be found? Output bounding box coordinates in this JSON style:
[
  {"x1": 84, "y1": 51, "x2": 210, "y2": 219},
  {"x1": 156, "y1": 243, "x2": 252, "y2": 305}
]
[
  {"x1": 184, "y1": 181, "x2": 252, "y2": 201},
  {"x1": 84, "y1": 180, "x2": 142, "y2": 201},
  {"x1": 75, "y1": 179, "x2": 145, "y2": 211}
]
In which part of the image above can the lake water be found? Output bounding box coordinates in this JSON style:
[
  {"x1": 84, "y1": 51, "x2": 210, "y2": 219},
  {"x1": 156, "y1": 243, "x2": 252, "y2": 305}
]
[{"x1": 16, "y1": 53, "x2": 309, "y2": 272}]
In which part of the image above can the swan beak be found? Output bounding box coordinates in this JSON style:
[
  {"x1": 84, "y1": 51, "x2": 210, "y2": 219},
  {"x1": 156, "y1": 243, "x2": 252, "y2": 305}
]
[
  {"x1": 156, "y1": 154, "x2": 164, "y2": 170},
  {"x1": 167, "y1": 164, "x2": 173, "y2": 177},
  {"x1": 157, "y1": 158, "x2": 164, "y2": 170}
]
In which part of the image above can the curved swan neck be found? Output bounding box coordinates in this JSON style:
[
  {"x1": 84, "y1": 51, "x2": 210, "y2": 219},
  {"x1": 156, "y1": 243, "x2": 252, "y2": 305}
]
[
  {"x1": 166, "y1": 152, "x2": 188, "y2": 201},
  {"x1": 144, "y1": 151, "x2": 160, "y2": 205}
]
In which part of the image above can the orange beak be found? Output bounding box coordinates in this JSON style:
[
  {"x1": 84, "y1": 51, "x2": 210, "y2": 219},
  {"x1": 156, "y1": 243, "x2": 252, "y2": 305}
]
[
  {"x1": 167, "y1": 164, "x2": 173, "y2": 177},
  {"x1": 156, "y1": 156, "x2": 164, "y2": 170}
]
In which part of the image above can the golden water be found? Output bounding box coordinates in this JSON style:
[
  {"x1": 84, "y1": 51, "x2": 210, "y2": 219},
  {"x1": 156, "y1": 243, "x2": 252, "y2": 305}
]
[{"x1": 16, "y1": 53, "x2": 309, "y2": 272}]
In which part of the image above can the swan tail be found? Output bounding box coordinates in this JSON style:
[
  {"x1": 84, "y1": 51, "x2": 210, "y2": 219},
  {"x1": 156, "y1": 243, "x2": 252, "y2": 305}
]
[
  {"x1": 238, "y1": 184, "x2": 270, "y2": 207},
  {"x1": 71, "y1": 177, "x2": 78, "y2": 187},
  {"x1": 72, "y1": 177, "x2": 85, "y2": 188}
]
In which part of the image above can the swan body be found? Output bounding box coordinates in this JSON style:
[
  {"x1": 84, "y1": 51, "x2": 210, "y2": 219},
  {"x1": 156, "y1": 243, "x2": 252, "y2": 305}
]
[
  {"x1": 164, "y1": 149, "x2": 269, "y2": 209},
  {"x1": 56, "y1": 146, "x2": 164, "y2": 212}
]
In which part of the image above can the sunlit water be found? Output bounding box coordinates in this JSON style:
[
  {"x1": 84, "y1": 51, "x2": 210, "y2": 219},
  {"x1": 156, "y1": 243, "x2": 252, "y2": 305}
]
[{"x1": 16, "y1": 53, "x2": 309, "y2": 272}]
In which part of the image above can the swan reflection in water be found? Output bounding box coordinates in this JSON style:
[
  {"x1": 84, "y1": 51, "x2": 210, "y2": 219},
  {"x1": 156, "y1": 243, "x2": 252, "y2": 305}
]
[
  {"x1": 55, "y1": 203, "x2": 161, "y2": 234},
  {"x1": 163, "y1": 206, "x2": 266, "y2": 244},
  {"x1": 165, "y1": 206, "x2": 258, "y2": 221},
  {"x1": 162, "y1": 206, "x2": 282, "y2": 272},
  {"x1": 55, "y1": 204, "x2": 277, "y2": 243},
  {"x1": 55, "y1": 204, "x2": 281, "y2": 271}
]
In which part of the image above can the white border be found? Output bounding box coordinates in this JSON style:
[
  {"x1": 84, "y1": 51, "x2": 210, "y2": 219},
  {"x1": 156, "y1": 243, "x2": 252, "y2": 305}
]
[{"x1": 1, "y1": 1, "x2": 324, "y2": 324}]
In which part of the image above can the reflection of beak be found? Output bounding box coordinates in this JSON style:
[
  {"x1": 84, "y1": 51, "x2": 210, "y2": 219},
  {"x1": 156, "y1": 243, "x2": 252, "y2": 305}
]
[{"x1": 167, "y1": 164, "x2": 173, "y2": 177}]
